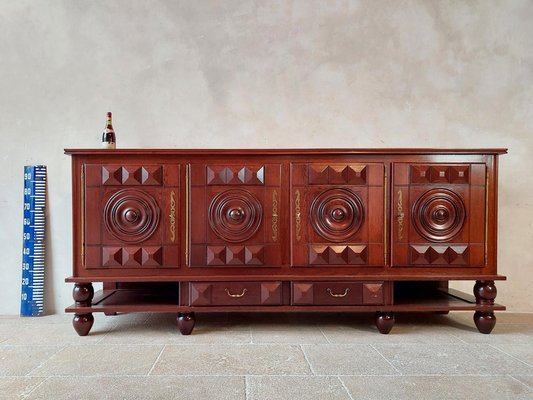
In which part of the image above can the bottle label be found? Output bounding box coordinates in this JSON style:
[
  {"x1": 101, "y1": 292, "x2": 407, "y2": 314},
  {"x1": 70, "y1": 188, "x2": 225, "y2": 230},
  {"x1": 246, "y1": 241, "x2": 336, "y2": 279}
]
[{"x1": 101, "y1": 142, "x2": 116, "y2": 149}]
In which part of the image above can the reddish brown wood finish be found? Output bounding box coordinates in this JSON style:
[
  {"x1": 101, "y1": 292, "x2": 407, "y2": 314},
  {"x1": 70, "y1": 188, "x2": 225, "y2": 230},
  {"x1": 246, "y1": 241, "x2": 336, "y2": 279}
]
[
  {"x1": 177, "y1": 312, "x2": 195, "y2": 335},
  {"x1": 375, "y1": 312, "x2": 395, "y2": 334},
  {"x1": 65, "y1": 149, "x2": 506, "y2": 336}
]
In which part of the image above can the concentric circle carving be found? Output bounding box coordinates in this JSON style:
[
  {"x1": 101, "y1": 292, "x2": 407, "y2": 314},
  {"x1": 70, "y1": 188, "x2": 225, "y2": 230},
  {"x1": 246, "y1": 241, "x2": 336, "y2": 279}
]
[
  {"x1": 412, "y1": 189, "x2": 466, "y2": 242},
  {"x1": 104, "y1": 189, "x2": 160, "y2": 243},
  {"x1": 208, "y1": 189, "x2": 263, "y2": 243},
  {"x1": 310, "y1": 188, "x2": 364, "y2": 242}
]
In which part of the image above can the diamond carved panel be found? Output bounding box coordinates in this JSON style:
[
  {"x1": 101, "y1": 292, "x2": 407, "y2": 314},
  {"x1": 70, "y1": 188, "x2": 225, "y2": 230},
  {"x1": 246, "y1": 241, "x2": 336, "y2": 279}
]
[
  {"x1": 308, "y1": 165, "x2": 367, "y2": 185},
  {"x1": 101, "y1": 246, "x2": 163, "y2": 267},
  {"x1": 206, "y1": 166, "x2": 265, "y2": 185},
  {"x1": 206, "y1": 245, "x2": 265, "y2": 266},
  {"x1": 410, "y1": 165, "x2": 470, "y2": 184},
  {"x1": 409, "y1": 245, "x2": 469, "y2": 265},
  {"x1": 102, "y1": 166, "x2": 163, "y2": 186},
  {"x1": 309, "y1": 245, "x2": 368, "y2": 265}
]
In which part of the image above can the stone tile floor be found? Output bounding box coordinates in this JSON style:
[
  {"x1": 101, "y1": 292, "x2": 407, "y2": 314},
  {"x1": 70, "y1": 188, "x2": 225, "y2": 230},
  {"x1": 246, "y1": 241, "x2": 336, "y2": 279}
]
[{"x1": 1, "y1": 312, "x2": 533, "y2": 399}]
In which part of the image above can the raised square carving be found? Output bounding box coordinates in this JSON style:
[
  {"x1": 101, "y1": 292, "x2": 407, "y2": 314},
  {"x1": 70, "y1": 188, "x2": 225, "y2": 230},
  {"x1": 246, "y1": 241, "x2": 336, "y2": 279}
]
[
  {"x1": 226, "y1": 246, "x2": 246, "y2": 265},
  {"x1": 206, "y1": 246, "x2": 226, "y2": 265},
  {"x1": 101, "y1": 166, "x2": 122, "y2": 185},
  {"x1": 347, "y1": 245, "x2": 368, "y2": 264},
  {"x1": 308, "y1": 165, "x2": 329, "y2": 184},
  {"x1": 449, "y1": 166, "x2": 470, "y2": 184},
  {"x1": 362, "y1": 283, "x2": 384, "y2": 304},
  {"x1": 328, "y1": 246, "x2": 349, "y2": 264},
  {"x1": 430, "y1": 166, "x2": 450, "y2": 183},
  {"x1": 292, "y1": 283, "x2": 314, "y2": 305},
  {"x1": 410, "y1": 165, "x2": 431, "y2": 183},
  {"x1": 309, "y1": 245, "x2": 329, "y2": 264},
  {"x1": 260, "y1": 282, "x2": 282, "y2": 305},
  {"x1": 245, "y1": 245, "x2": 264, "y2": 265},
  {"x1": 189, "y1": 283, "x2": 212, "y2": 306},
  {"x1": 102, "y1": 247, "x2": 122, "y2": 267}
]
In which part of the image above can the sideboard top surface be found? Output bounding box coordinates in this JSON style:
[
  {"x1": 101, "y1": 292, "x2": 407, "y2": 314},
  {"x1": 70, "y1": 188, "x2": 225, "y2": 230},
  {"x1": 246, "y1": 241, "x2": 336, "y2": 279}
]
[{"x1": 64, "y1": 148, "x2": 508, "y2": 156}]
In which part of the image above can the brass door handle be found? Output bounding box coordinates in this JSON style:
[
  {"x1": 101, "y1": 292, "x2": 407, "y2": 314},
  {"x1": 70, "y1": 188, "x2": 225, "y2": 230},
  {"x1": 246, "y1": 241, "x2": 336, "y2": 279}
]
[
  {"x1": 225, "y1": 288, "x2": 247, "y2": 298},
  {"x1": 326, "y1": 288, "x2": 350, "y2": 298}
]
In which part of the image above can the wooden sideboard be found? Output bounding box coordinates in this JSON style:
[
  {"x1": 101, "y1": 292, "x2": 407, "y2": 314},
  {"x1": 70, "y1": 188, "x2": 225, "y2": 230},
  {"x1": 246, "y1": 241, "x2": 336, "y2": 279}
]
[{"x1": 65, "y1": 148, "x2": 507, "y2": 336}]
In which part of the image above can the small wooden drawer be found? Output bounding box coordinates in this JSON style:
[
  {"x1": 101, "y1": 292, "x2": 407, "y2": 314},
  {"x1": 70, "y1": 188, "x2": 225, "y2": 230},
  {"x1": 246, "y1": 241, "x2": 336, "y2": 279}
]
[
  {"x1": 189, "y1": 281, "x2": 282, "y2": 306},
  {"x1": 292, "y1": 281, "x2": 386, "y2": 306},
  {"x1": 292, "y1": 282, "x2": 363, "y2": 305}
]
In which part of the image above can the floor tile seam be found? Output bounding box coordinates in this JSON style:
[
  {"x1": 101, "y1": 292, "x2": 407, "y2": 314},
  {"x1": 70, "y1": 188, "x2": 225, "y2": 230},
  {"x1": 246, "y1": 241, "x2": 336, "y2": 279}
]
[
  {"x1": 447, "y1": 332, "x2": 469, "y2": 344},
  {"x1": 507, "y1": 375, "x2": 533, "y2": 391},
  {"x1": 45, "y1": 343, "x2": 175, "y2": 347},
  {"x1": 0, "y1": 344, "x2": 66, "y2": 348},
  {"x1": 249, "y1": 326, "x2": 255, "y2": 345},
  {"x1": 147, "y1": 344, "x2": 167, "y2": 376},
  {"x1": 369, "y1": 344, "x2": 402, "y2": 375},
  {"x1": 143, "y1": 343, "x2": 326, "y2": 347},
  {"x1": 333, "y1": 373, "x2": 532, "y2": 377},
  {"x1": 21, "y1": 376, "x2": 51, "y2": 399},
  {"x1": 318, "y1": 326, "x2": 332, "y2": 344},
  {"x1": 488, "y1": 343, "x2": 533, "y2": 368},
  {"x1": 24, "y1": 346, "x2": 67, "y2": 377},
  {"x1": 20, "y1": 374, "x2": 195, "y2": 378},
  {"x1": 336, "y1": 376, "x2": 356, "y2": 400},
  {"x1": 20, "y1": 373, "x2": 526, "y2": 378},
  {"x1": 244, "y1": 375, "x2": 250, "y2": 400},
  {"x1": 299, "y1": 345, "x2": 317, "y2": 375}
]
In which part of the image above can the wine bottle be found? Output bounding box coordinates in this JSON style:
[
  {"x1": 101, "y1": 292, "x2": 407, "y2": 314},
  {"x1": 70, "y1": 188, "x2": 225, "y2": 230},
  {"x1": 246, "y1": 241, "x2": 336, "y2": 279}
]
[{"x1": 101, "y1": 112, "x2": 116, "y2": 149}]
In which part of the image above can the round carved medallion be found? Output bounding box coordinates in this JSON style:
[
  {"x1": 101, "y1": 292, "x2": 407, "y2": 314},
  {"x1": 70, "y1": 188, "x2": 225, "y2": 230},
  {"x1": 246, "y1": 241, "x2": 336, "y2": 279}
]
[
  {"x1": 104, "y1": 189, "x2": 160, "y2": 243},
  {"x1": 208, "y1": 189, "x2": 263, "y2": 243},
  {"x1": 412, "y1": 189, "x2": 466, "y2": 242},
  {"x1": 310, "y1": 188, "x2": 364, "y2": 242}
]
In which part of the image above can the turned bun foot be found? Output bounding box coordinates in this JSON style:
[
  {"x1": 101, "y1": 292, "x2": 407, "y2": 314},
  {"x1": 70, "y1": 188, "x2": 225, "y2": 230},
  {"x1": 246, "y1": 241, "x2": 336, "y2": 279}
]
[
  {"x1": 73, "y1": 313, "x2": 94, "y2": 336},
  {"x1": 474, "y1": 311, "x2": 496, "y2": 334},
  {"x1": 375, "y1": 312, "x2": 395, "y2": 334},
  {"x1": 177, "y1": 312, "x2": 196, "y2": 335}
]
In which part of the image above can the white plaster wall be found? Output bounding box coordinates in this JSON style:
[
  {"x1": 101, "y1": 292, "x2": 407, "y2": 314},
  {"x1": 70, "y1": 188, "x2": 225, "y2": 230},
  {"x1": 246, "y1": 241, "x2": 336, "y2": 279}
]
[{"x1": 0, "y1": 0, "x2": 531, "y2": 314}]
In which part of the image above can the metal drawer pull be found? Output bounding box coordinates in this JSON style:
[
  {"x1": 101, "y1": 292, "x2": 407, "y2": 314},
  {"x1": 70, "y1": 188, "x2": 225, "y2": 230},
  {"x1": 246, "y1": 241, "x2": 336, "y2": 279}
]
[
  {"x1": 225, "y1": 288, "x2": 248, "y2": 298},
  {"x1": 326, "y1": 288, "x2": 350, "y2": 298}
]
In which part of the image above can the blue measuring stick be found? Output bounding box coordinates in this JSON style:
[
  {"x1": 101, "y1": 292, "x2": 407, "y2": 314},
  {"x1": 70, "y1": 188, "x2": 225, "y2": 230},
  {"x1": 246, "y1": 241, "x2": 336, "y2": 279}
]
[{"x1": 21, "y1": 165, "x2": 47, "y2": 316}]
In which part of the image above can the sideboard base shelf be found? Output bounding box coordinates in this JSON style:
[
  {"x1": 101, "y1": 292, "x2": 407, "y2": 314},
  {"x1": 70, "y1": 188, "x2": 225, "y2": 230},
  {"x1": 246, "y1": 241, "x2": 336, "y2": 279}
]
[{"x1": 65, "y1": 282, "x2": 505, "y2": 335}]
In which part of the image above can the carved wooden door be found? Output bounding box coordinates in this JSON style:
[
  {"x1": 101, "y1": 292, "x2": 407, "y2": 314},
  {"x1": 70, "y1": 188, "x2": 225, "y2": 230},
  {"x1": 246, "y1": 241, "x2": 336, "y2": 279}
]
[
  {"x1": 291, "y1": 163, "x2": 385, "y2": 267},
  {"x1": 83, "y1": 164, "x2": 180, "y2": 269},
  {"x1": 189, "y1": 163, "x2": 282, "y2": 267},
  {"x1": 392, "y1": 163, "x2": 486, "y2": 267}
]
